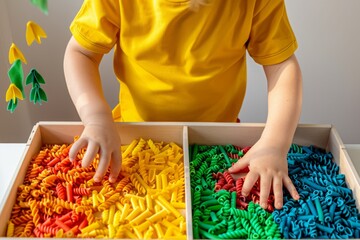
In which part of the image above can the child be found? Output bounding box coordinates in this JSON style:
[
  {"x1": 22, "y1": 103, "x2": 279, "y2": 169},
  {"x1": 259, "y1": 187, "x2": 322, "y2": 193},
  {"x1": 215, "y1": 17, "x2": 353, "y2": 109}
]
[{"x1": 64, "y1": 0, "x2": 302, "y2": 209}]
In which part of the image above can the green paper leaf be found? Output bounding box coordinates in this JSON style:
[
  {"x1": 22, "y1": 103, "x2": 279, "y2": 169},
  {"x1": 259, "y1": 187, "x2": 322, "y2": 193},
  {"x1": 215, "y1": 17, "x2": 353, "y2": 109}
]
[
  {"x1": 29, "y1": 0, "x2": 48, "y2": 15},
  {"x1": 35, "y1": 92, "x2": 41, "y2": 104},
  {"x1": 38, "y1": 87, "x2": 48, "y2": 102},
  {"x1": 8, "y1": 60, "x2": 25, "y2": 96},
  {"x1": 7, "y1": 99, "x2": 18, "y2": 113},
  {"x1": 29, "y1": 86, "x2": 47, "y2": 105},
  {"x1": 30, "y1": 87, "x2": 36, "y2": 103},
  {"x1": 26, "y1": 69, "x2": 45, "y2": 85}
]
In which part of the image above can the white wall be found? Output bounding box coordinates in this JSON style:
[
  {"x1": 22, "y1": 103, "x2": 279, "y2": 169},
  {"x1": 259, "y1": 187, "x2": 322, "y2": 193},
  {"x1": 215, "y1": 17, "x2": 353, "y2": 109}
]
[
  {"x1": 241, "y1": 0, "x2": 360, "y2": 144},
  {"x1": 1, "y1": 0, "x2": 359, "y2": 144}
]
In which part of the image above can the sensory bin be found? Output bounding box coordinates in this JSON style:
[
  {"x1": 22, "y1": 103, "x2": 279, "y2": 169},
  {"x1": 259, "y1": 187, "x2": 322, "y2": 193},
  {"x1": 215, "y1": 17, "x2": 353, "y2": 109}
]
[
  {"x1": 1, "y1": 122, "x2": 360, "y2": 239},
  {"x1": 5, "y1": 137, "x2": 187, "y2": 238},
  {"x1": 189, "y1": 143, "x2": 360, "y2": 239}
]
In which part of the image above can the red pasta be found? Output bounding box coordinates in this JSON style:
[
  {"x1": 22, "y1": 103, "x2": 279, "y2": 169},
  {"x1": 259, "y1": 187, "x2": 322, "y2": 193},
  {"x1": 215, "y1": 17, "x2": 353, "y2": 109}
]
[
  {"x1": 47, "y1": 157, "x2": 60, "y2": 167},
  {"x1": 38, "y1": 224, "x2": 59, "y2": 235},
  {"x1": 242, "y1": 146, "x2": 251, "y2": 154},
  {"x1": 73, "y1": 187, "x2": 91, "y2": 196},
  {"x1": 223, "y1": 171, "x2": 234, "y2": 185},
  {"x1": 56, "y1": 183, "x2": 66, "y2": 200},
  {"x1": 55, "y1": 219, "x2": 71, "y2": 232},
  {"x1": 235, "y1": 178, "x2": 244, "y2": 197},
  {"x1": 66, "y1": 183, "x2": 73, "y2": 203}
]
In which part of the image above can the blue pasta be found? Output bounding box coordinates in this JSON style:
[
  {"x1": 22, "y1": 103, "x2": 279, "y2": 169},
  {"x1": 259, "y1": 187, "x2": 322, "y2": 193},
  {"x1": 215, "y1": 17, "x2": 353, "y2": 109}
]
[{"x1": 273, "y1": 144, "x2": 360, "y2": 239}]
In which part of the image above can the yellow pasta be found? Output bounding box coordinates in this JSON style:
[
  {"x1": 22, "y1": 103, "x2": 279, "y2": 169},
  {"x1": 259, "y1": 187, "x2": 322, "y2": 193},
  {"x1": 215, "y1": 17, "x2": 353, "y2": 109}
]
[
  {"x1": 122, "y1": 139, "x2": 138, "y2": 159},
  {"x1": 147, "y1": 139, "x2": 160, "y2": 154},
  {"x1": 171, "y1": 202, "x2": 186, "y2": 209},
  {"x1": 146, "y1": 209, "x2": 168, "y2": 223},
  {"x1": 138, "y1": 197, "x2": 146, "y2": 211},
  {"x1": 108, "y1": 224, "x2": 115, "y2": 238},
  {"x1": 132, "y1": 138, "x2": 146, "y2": 156},
  {"x1": 135, "y1": 220, "x2": 152, "y2": 233},
  {"x1": 133, "y1": 227, "x2": 143, "y2": 239},
  {"x1": 80, "y1": 221, "x2": 101, "y2": 234},
  {"x1": 125, "y1": 207, "x2": 142, "y2": 222},
  {"x1": 130, "y1": 197, "x2": 139, "y2": 209},
  {"x1": 113, "y1": 210, "x2": 121, "y2": 227},
  {"x1": 154, "y1": 222, "x2": 165, "y2": 238},
  {"x1": 156, "y1": 175, "x2": 162, "y2": 191},
  {"x1": 124, "y1": 229, "x2": 138, "y2": 239},
  {"x1": 101, "y1": 209, "x2": 109, "y2": 223},
  {"x1": 130, "y1": 209, "x2": 152, "y2": 226},
  {"x1": 145, "y1": 194, "x2": 154, "y2": 211},
  {"x1": 155, "y1": 195, "x2": 182, "y2": 218},
  {"x1": 108, "y1": 204, "x2": 116, "y2": 225},
  {"x1": 115, "y1": 225, "x2": 126, "y2": 238},
  {"x1": 144, "y1": 226, "x2": 155, "y2": 239},
  {"x1": 134, "y1": 173, "x2": 151, "y2": 192},
  {"x1": 119, "y1": 203, "x2": 131, "y2": 223},
  {"x1": 161, "y1": 173, "x2": 168, "y2": 188},
  {"x1": 6, "y1": 221, "x2": 14, "y2": 237}
]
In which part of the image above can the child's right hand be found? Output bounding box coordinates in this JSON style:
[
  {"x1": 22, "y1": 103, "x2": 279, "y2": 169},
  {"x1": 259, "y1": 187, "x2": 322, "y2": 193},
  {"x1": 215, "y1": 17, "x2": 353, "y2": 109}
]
[{"x1": 69, "y1": 120, "x2": 122, "y2": 183}]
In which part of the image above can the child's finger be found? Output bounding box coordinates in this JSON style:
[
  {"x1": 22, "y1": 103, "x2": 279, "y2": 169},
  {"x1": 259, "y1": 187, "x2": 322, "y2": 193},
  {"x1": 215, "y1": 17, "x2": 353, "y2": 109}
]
[
  {"x1": 94, "y1": 150, "x2": 111, "y2": 182},
  {"x1": 241, "y1": 171, "x2": 259, "y2": 196},
  {"x1": 283, "y1": 176, "x2": 300, "y2": 200},
  {"x1": 81, "y1": 142, "x2": 99, "y2": 168},
  {"x1": 259, "y1": 174, "x2": 271, "y2": 209},
  {"x1": 109, "y1": 151, "x2": 122, "y2": 183},
  {"x1": 272, "y1": 176, "x2": 283, "y2": 209},
  {"x1": 228, "y1": 157, "x2": 249, "y2": 173},
  {"x1": 69, "y1": 137, "x2": 87, "y2": 161}
]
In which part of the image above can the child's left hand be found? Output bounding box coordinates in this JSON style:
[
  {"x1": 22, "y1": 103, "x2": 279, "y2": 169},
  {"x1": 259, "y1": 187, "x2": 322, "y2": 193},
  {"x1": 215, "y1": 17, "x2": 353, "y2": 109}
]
[{"x1": 228, "y1": 138, "x2": 300, "y2": 209}]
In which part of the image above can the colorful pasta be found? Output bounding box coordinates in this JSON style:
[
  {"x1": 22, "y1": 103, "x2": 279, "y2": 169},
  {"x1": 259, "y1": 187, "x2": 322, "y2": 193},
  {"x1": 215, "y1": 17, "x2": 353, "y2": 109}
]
[{"x1": 6, "y1": 137, "x2": 186, "y2": 239}]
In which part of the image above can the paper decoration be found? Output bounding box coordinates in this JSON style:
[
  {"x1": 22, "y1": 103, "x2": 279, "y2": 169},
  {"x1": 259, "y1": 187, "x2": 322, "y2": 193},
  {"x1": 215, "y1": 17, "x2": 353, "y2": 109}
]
[
  {"x1": 6, "y1": 60, "x2": 25, "y2": 112},
  {"x1": 4, "y1": 1, "x2": 49, "y2": 112},
  {"x1": 6, "y1": 84, "x2": 24, "y2": 103},
  {"x1": 8, "y1": 43, "x2": 27, "y2": 65},
  {"x1": 26, "y1": 69, "x2": 47, "y2": 104},
  {"x1": 26, "y1": 21, "x2": 47, "y2": 46},
  {"x1": 29, "y1": 0, "x2": 48, "y2": 15},
  {"x1": 8, "y1": 60, "x2": 25, "y2": 96}
]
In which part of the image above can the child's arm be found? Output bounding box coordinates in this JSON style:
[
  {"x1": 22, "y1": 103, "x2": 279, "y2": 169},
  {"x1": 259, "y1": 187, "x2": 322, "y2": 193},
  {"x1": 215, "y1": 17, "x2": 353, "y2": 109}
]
[
  {"x1": 64, "y1": 37, "x2": 122, "y2": 183},
  {"x1": 229, "y1": 54, "x2": 302, "y2": 209}
]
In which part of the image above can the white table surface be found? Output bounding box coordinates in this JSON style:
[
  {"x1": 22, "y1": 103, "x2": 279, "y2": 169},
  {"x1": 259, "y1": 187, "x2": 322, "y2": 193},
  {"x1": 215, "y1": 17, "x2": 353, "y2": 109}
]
[{"x1": 0, "y1": 143, "x2": 26, "y2": 209}]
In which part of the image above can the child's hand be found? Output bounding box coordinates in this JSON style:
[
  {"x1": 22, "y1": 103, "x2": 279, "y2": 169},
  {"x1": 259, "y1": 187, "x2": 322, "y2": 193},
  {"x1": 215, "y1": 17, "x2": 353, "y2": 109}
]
[
  {"x1": 228, "y1": 139, "x2": 299, "y2": 209},
  {"x1": 69, "y1": 121, "x2": 122, "y2": 183}
]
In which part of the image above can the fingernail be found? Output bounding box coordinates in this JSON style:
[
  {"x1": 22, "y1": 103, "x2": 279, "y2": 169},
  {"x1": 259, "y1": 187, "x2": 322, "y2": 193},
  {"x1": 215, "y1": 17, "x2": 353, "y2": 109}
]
[
  {"x1": 261, "y1": 203, "x2": 267, "y2": 209},
  {"x1": 242, "y1": 192, "x2": 248, "y2": 197},
  {"x1": 94, "y1": 177, "x2": 101, "y2": 182},
  {"x1": 109, "y1": 176, "x2": 116, "y2": 183}
]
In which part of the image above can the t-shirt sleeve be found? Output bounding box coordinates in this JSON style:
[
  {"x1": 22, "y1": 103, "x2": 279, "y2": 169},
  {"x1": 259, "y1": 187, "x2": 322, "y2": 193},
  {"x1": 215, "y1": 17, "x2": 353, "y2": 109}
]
[
  {"x1": 70, "y1": 0, "x2": 120, "y2": 54},
  {"x1": 247, "y1": 0, "x2": 297, "y2": 65}
]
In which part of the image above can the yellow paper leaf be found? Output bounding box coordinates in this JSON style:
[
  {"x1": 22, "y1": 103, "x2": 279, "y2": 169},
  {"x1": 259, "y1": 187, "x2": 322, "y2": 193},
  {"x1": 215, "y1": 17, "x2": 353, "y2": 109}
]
[
  {"x1": 26, "y1": 21, "x2": 47, "y2": 46},
  {"x1": 8, "y1": 43, "x2": 27, "y2": 64},
  {"x1": 5, "y1": 84, "x2": 24, "y2": 102}
]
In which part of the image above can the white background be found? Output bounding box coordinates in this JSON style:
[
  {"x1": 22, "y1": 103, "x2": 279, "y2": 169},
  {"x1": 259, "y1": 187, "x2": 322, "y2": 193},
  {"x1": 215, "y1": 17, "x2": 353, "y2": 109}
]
[{"x1": 1, "y1": 0, "x2": 359, "y2": 143}]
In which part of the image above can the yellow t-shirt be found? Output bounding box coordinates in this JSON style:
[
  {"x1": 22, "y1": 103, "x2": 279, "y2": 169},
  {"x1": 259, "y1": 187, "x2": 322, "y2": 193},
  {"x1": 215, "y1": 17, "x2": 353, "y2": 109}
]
[{"x1": 70, "y1": 0, "x2": 297, "y2": 122}]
